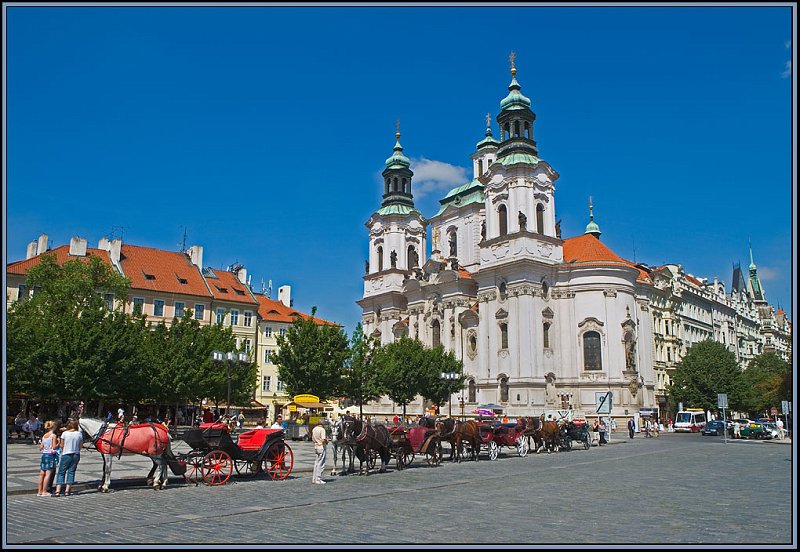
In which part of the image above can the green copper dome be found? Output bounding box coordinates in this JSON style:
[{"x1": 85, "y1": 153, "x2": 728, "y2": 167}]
[
  {"x1": 585, "y1": 220, "x2": 601, "y2": 235},
  {"x1": 499, "y1": 76, "x2": 531, "y2": 111},
  {"x1": 385, "y1": 134, "x2": 410, "y2": 169}
]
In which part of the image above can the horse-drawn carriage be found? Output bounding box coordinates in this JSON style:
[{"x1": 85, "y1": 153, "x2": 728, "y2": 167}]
[
  {"x1": 388, "y1": 425, "x2": 443, "y2": 469},
  {"x1": 558, "y1": 419, "x2": 591, "y2": 451},
  {"x1": 179, "y1": 422, "x2": 294, "y2": 485},
  {"x1": 473, "y1": 421, "x2": 530, "y2": 460}
]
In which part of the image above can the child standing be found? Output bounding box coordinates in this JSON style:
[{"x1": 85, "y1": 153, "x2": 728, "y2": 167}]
[{"x1": 37, "y1": 421, "x2": 58, "y2": 496}]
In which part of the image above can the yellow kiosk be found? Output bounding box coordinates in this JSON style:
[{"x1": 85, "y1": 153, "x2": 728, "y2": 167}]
[{"x1": 283, "y1": 394, "x2": 333, "y2": 440}]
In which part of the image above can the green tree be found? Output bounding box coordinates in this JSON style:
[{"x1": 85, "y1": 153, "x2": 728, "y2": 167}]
[
  {"x1": 740, "y1": 352, "x2": 791, "y2": 417},
  {"x1": 341, "y1": 324, "x2": 385, "y2": 419},
  {"x1": 666, "y1": 340, "x2": 745, "y2": 413},
  {"x1": 418, "y1": 345, "x2": 465, "y2": 416},
  {"x1": 375, "y1": 336, "x2": 427, "y2": 420},
  {"x1": 273, "y1": 308, "x2": 348, "y2": 401}
]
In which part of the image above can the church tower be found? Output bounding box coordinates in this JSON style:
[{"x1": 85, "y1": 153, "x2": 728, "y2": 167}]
[{"x1": 358, "y1": 125, "x2": 427, "y2": 344}]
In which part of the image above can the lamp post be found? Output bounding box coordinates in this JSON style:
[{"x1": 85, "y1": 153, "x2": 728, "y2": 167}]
[
  {"x1": 441, "y1": 371, "x2": 459, "y2": 417},
  {"x1": 212, "y1": 350, "x2": 249, "y2": 417}
]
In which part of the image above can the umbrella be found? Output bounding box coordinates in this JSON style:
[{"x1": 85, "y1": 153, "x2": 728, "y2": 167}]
[{"x1": 472, "y1": 409, "x2": 494, "y2": 417}]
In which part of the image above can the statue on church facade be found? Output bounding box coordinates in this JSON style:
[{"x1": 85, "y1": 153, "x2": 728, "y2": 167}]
[
  {"x1": 390, "y1": 250, "x2": 397, "y2": 268},
  {"x1": 518, "y1": 211, "x2": 527, "y2": 231}
]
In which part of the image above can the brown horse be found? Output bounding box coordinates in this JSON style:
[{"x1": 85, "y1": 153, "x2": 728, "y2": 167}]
[
  {"x1": 538, "y1": 419, "x2": 560, "y2": 453},
  {"x1": 345, "y1": 419, "x2": 392, "y2": 475},
  {"x1": 436, "y1": 418, "x2": 481, "y2": 462}
]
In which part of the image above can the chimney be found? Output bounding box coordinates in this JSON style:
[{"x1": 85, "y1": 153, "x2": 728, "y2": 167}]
[
  {"x1": 98, "y1": 237, "x2": 110, "y2": 250},
  {"x1": 37, "y1": 234, "x2": 49, "y2": 255},
  {"x1": 26, "y1": 240, "x2": 38, "y2": 260},
  {"x1": 236, "y1": 266, "x2": 247, "y2": 285},
  {"x1": 108, "y1": 238, "x2": 122, "y2": 265},
  {"x1": 187, "y1": 245, "x2": 203, "y2": 270},
  {"x1": 69, "y1": 236, "x2": 88, "y2": 257},
  {"x1": 278, "y1": 285, "x2": 292, "y2": 308}
]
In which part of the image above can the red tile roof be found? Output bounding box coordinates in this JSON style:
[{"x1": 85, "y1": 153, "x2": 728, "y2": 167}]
[
  {"x1": 562, "y1": 234, "x2": 651, "y2": 284},
  {"x1": 119, "y1": 245, "x2": 212, "y2": 298},
  {"x1": 683, "y1": 274, "x2": 703, "y2": 286},
  {"x1": 206, "y1": 269, "x2": 258, "y2": 305},
  {"x1": 7, "y1": 246, "x2": 113, "y2": 275},
  {"x1": 457, "y1": 269, "x2": 473, "y2": 280},
  {"x1": 255, "y1": 294, "x2": 333, "y2": 325}
]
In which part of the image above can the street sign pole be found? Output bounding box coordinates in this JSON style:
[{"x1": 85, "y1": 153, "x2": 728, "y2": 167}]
[{"x1": 718, "y1": 393, "x2": 729, "y2": 445}]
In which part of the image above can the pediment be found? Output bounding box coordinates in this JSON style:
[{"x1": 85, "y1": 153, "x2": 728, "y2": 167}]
[{"x1": 495, "y1": 308, "x2": 509, "y2": 319}]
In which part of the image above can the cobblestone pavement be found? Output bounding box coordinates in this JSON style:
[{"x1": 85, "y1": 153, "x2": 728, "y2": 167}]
[{"x1": 4, "y1": 432, "x2": 794, "y2": 546}]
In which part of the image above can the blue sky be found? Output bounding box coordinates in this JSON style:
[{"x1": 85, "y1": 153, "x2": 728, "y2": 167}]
[{"x1": 5, "y1": 5, "x2": 795, "y2": 334}]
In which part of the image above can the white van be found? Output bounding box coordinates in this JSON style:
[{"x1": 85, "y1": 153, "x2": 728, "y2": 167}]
[{"x1": 674, "y1": 409, "x2": 707, "y2": 432}]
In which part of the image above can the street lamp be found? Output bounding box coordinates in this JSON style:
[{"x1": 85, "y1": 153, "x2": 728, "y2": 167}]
[
  {"x1": 212, "y1": 350, "x2": 249, "y2": 417},
  {"x1": 441, "y1": 371, "x2": 459, "y2": 417}
]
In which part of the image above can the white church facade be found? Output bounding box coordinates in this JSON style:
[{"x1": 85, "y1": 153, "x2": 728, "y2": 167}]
[{"x1": 358, "y1": 58, "x2": 659, "y2": 419}]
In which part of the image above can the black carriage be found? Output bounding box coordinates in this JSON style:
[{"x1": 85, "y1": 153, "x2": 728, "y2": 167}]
[
  {"x1": 387, "y1": 425, "x2": 443, "y2": 470},
  {"x1": 558, "y1": 419, "x2": 591, "y2": 451},
  {"x1": 178, "y1": 422, "x2": 294, "y2": 485}
]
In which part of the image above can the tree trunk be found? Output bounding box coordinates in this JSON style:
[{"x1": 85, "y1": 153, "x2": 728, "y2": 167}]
[{"x1": 97, "y1": 400, "x2": 104, "y2": 418}]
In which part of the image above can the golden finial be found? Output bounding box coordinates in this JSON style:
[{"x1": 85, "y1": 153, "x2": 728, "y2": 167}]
[
  {"x1": 395, "y1": 119, "x2": 401, "y2": 139},
  {"x1": 509, "y1": 51, "x2": 516, "y2": 75}
]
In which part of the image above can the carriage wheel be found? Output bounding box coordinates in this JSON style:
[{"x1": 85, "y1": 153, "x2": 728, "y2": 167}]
[
  {"x1": 234, "y1": 459, "x2": 261, "y2": 477},
  {"x1": 263, "y1": 442, "x2": 294, "y2": 480},
  {"x1": 182, "y1": 452, "x2": 204, "y2": 484},
  {"x1": 202, "y1": 450, "x2": 232, "y2": 486},
  {"x1": 563, "y1": 437, "x2": 573, "y2": 451},
  {"x1": 366, "y1": 449, "x2": 378, "y2": 471},
  {"x1": 488, "y1": 440, "x2": 499, "y2": 461},
  {"x1": 396, "y1": 446, "x2": 413, "y2": 470},
  {"x1": 516, "y1": 435, "x2": 529, "y2": 457},
  {"x1": 426, "y1": 440, "x2": 442, "y2": 466}
]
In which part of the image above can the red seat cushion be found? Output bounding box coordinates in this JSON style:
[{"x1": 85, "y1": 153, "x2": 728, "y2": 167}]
[
  {"x1": 200, "y1": 422, "x2": 229, "y2": 432},
  {"x1": 237, "y1": 428, "x2": 281, "y2": 450}
]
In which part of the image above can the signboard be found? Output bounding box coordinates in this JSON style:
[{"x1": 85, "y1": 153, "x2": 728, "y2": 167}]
[
  {"x1": 782, "y1": 401, "x2": 790, "y2": 415},
  {"x1": 292, "y1": 394, "x2": 320, "y2": 404},
  {"x1": 595, "y1": 391, "x2": 613, "y2": 414},
  {"x1": 288, "y1": 404, "x2": 297, "y2": 412},
  {"x1": 717, "y1": 393, "x2": 728, "y2": 409}
]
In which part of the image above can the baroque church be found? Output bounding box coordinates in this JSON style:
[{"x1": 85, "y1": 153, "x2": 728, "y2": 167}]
[{"x1": 358, "y1": 57, "x2": 657, "y2": 418}]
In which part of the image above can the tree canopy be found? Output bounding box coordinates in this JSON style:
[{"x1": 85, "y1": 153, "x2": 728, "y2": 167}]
[{"x1": 666, "y1": 340, "x2": 745, "y2": 413}]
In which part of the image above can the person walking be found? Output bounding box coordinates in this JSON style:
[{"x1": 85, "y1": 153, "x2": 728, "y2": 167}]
[
  {"x1": 311, "y1": 421, "x2": 328, "y2": 485},
  {"x1": 37, "y1": 421, "x2": 58, "y2": 496},
  {"x1": 237, "y1": 412, "x2": 245, "y2": 429},
  {"x1": 776, "y1": 418, "x2": 785, "y2": 440},
  {"x1": 53, "y1": 419, "x2": 83, "y2": 496},
  {"x1": 627, "y1": 418, "x2": 635, "y2": 439},
  {"x1": 592, "y1": 419, "x2": 601, "y2": 446},
  {"x1": 598, "y1": 418, "x2": 608, "y2": 445}
]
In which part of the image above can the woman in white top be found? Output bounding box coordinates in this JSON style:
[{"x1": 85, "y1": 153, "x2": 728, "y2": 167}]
[
  {"x1": 54, "y1": 419, "x2": 83, "y2": 496},
  {"x1": 37, "y1": 421, "x2": 58, "y2": 496}
]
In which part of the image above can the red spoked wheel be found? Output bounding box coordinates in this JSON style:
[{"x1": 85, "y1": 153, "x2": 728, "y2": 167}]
[
  {"x1": 263, "y1": 442, "x2": 294, "y2": 480},
  {"x1": 182, "y1": 452, "x2": 203, "y2": 484},
  {"x1": 202, "y1": 450, "x2": 233, "y2": 486}
]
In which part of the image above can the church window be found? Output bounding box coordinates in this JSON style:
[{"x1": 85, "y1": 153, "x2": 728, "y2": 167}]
[
  {"x1": 393, "y1": 178, "x2": 398, "y2": 192},
  {"x1": 524, "y1": 122, "x2": 531, "y2": 139},
  {"x1": 500, "y1": 377, "x2": 509, "y2": 402},
  {"x1": 543, "y1": 321, "x2": 551, "y2": 349},
  {"x1": 432, "y1": 320, "x2": 441, "y2": 348},
  {"x1": 478, "y1": 159, "x2": 483, "y2": 175},
  {"x1": 514, "y1": 121, "x2": 520, "y2": 137},
  {"x1": 503, "y1": 123, "x2": 510, "y2": 139},
  {"x1": 408, "y1": 245, "x2": 418, "y2": 267},
  {"x1": 377, "y1": 246, "x2": 383, "y2": 272},
  {"x1": 498, "y1": 282, "x2": 507, "y2": 301},
  {"x1": 536, "y1": 204, "x2": 545, "y2": 234},
  {"x1": 498, "y1": 205, "x2": 508, "y2": 236},
  {"x1": 583, "y1": 331, "x2": 602, "y2": 370},
  {"x1": 500, "y1": 323, "x2": 509, "y2": 349},
  {"x1": 385, "y1": 178, "x2": 390, "y2": 194},
  {"x1": 402, "y1": 178, "x2": 407, "y2": 193},
  {"x1": 468, "y1": 379, "x2": 476, "y2": 403},
  {"x1": 468, "y1": 334, "x2": 477, "y2": 355}
]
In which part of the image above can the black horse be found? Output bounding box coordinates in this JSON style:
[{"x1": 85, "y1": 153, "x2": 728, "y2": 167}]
[{"x1": 344, "y1": 419, "x2": 392, "y2": 475}]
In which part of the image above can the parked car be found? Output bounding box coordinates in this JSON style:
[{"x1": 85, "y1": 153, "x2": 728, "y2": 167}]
[
  {"x1": 702, "y1": 420, "x2": 728, "y2": 436},
  {"x1": 732, "y1": 419, "x2": 771, "y2": 439},
  {"x1": 761, "y1": 422, "x2": 779, "y2": 439}
]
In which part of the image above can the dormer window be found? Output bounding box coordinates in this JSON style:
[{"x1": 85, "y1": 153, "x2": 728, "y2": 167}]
[
  {"x1": 176, "y1": 275, "x2": 188, "y2": 285},
  {"x1": 143, "y1": 273, "x2": 155, "y2": 280}
]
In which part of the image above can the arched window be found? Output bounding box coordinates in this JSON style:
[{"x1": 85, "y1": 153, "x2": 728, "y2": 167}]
[
  {"x1": 402, "y1": 178, "x2": 407, "y2": 193},
  {"x1": 478, "y1": 159, "x2": 483, "y2": 175},
  {"x1": 432, "y1": 320, "x2": 441, "y2": 348},
  {"x1": 498, "y1": 282, "x2": 507, "y2": 301},
  {"x1": 504, "y1": 123, "x2": 510, "y2": 139},
  {"x1": 498, "y1": 205, "x2": 508, "y2": 236},
  {"x1": 500, "y1": 323, "x2": 509, "y2": 349},
  {"x1": 377, "y1": 246, "x2": 383, "y2": 272},
  {"x1": 543, "y1": 321, "x2": 551, "y2": 349},
  {"x1": 385, "y1": 178, "x2": 390, "y2": 194},
  {"x1": 583, "y1": 331, "x2": 602, "y2": 370},
  {"x1": 536, "y1": 204, "x2": 545, "y2": 234},
  {"x1": 514, "y1": 121, "x2": 520, "y2": 137},
  {"x1": 393, "y1": 177, "x2": 398, "y2": 192},
  {"x1": 500, "y1": 377, "x2": 509, "y2": 402},
  {"x1": 468, "y1": 379, "x2": 476, "y2": 403},
  {"x1": 524, "y1": 122, "x2": 530, "y2": 139}
]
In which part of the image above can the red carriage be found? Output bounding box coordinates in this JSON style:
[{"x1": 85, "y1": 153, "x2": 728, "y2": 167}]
[
  {"x1": 473, "y1": 421, "x2": 530, "y2": 460},
  {"x1": 387, "y1": 425, "x2": 443, "y2": 470},
  {"x1": 179, "y1": 422, "x2": 293, "y2": 485}
]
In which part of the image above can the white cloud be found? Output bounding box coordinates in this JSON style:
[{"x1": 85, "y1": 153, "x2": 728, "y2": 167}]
[
  {"x1": 408, "y1": 157, "x2": 469, "y2": 198},
  {"x1": 757, "y1": 266, "x2": 780, "y2": 282},
  {"x1": 781, "y1": 60, "x2": 791, "y2": 79}
]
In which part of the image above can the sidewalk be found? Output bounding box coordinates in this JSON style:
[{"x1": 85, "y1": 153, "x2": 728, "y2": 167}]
[{"x1": 4, "y1": 432, "x2": 320, "y2": 496}]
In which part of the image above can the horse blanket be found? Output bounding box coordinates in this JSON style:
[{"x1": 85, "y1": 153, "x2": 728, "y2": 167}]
[{"x1": 95, "y1": 422, "x2": 170, "y2": 456}]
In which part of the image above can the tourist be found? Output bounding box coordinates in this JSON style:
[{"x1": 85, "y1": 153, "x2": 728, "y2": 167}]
[
  {"x1": 37, "y1": 421, "x2": 58, "y2": 496},
  {"x1": 311, "y1": 420, "x2": 328, "y2": 484},
  {"x1": 627, "y1": 418, "x2": 635, "y2": 439},
  {"x1": 776, "y1": 418, "x2": 785, "y2": 440},
  {"x1": 271, "y1": 415, "x2": 284, "y2": 430},
  {"x1": 53, "y1": 419, "x2": 83, "y2": 497}
]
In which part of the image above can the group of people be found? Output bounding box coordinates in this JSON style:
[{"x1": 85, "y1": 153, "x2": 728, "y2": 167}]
[
  {"x1": 9, "y1": 412, "x2": 43, "y2": 444},
  {"x1": 35, "y1": 418, "x2": 83, "y2": 497}
]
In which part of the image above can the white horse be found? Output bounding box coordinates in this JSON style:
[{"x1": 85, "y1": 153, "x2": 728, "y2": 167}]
[
  {"x1": 329, "y1": 417, "x2": 355, "y2": 476},
  {"x1": 79, "y1": 417, "x2": 174, "y2": 492}
]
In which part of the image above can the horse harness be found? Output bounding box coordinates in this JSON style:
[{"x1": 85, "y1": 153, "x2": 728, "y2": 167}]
[{"x1": 90, "y1": 420, "x2": 165, "y2": 459}]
